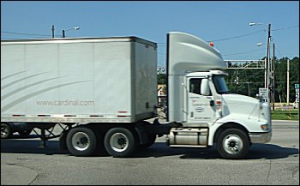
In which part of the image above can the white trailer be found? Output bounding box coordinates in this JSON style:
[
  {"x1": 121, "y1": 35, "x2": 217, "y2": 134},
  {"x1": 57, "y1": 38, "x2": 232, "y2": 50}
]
[
  {"x1": 1, "y1": 32, "x2": 272, "y2": 159},
  {"x1": 1, "y1": 37, "x2": 157, "y2": 124}
]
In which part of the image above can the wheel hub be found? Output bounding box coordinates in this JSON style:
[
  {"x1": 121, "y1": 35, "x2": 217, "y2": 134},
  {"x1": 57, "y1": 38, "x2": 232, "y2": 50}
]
[
  {"x1": 1, "y1": 127, "x2": 9, "y2": 138},
  {"x1": 110, "y1": 133, "x2": 128, "y2": 152},
  {"x1": 223, "y1": 134, "x2": 243, "y2": 155},
  {"x1": 229, "y1": 141, "x2": 236, "y2": 147},
  {"x1": 72, "y1": 132, "x2": 90, "y2": 151}
]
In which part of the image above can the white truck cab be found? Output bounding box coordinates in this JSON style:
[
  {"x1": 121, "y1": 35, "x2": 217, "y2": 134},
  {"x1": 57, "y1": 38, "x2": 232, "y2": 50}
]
[{"x1": 166, "y1": 32, "x2": 272, "y2": 159}]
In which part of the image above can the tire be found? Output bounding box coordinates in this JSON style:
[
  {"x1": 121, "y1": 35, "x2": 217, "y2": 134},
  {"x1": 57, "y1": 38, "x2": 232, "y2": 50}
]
[
  {"x1": 66, "y1": 127, "x2": 97, "y2": 157},
  {"x1": 139, "y1": 134, "x2": 156, "y2": 150},
  {"x1": 18, "y1": 129, "x2": 32, "y2": 137},
  {"x1": 1, "y1": 123, "x2": 12, "y2": 139},
  {"x1": 217, "y1": 128, "x2": 250, "y2": 159},
  {"x1": 104, "y1": 127, "x2": 137, "y2": 157}
]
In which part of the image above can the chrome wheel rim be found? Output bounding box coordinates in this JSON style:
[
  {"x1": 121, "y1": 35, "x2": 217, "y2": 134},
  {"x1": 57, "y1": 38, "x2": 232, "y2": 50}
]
[
  {"x1": 72, "y1": 132, "x2": 90, "y2": 151},
  {"x1": 222, "y1": 134, "x2": 243, "y2": 155},
  {"x1": 110, "y1": 133, "x2": 129, "y2": 152}
]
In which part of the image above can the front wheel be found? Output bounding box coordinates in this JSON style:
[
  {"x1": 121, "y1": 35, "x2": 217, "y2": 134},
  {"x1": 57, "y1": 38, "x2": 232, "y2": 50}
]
[
  {"x1": 217, "y1": 128, "x2": 250, "y2": 159},
  {"x1": 104, "y1": 127, "x2": 137, "y2": 157}
]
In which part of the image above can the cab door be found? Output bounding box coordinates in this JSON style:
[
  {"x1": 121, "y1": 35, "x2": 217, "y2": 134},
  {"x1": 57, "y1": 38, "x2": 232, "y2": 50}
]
[{"x1": 187, "y1": 78, "x2": 216, "y2": 125}]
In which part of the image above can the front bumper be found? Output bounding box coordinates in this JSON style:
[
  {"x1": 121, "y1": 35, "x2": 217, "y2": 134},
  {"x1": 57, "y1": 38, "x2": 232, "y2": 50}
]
[{"x1": 249, "y1": 131, "x2": 272, "y2": 143}]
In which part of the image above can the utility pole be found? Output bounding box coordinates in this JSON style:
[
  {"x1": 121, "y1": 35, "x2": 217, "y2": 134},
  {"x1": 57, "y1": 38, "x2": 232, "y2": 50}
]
[
  {"x1": 264, "y1": 58, "x2": 267, "y2": 88},
  {"x1": 266, "y1": 23, "x2": 271, "y2": 106},
  {"x1": 249, "y1": 22, "x2": 272, "y2": 104},
  {"x1": 287, "y1": 59, "x2": 290, "y2": 105},
  {"x1": 62, "y1": 26, "x2": 80, "y2": 38},
  {"x1": 62, "y1": 30, "x2": 65, "y2": 38},
  {"x1": 52, "y1": 25, "x2": 55, "y2": 38},
  {"x1": 271, "y1": 43, "x2": 275, "y2": 110}
]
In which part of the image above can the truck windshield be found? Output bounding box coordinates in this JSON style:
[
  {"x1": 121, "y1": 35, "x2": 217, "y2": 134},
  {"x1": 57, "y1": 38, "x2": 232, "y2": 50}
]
[{"x1": 213, "y1": 76, "x2": 229, "y2": 94}]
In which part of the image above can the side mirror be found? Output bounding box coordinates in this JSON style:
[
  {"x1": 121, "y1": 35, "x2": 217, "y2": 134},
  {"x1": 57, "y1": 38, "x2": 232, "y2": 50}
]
[{"x1": 201, "y1": 79, "x2": 211, "y2": 96}]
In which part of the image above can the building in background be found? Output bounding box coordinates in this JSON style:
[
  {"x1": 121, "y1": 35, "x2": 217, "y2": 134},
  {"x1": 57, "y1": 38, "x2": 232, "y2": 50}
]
[{"x1": 157, "y1": 84, "x2": 166, "y2": 106}]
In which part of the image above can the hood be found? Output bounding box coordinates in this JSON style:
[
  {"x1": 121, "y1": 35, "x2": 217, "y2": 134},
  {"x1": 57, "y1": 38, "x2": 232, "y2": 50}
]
[{"x1": 221, "y1": 94, "x2": 259, "y2": 117}]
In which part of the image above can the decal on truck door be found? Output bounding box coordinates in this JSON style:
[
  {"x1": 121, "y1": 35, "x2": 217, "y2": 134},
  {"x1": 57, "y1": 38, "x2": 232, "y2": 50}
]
[{"x1": 188, "y1": 78, "x2": 216, "y2": 123}]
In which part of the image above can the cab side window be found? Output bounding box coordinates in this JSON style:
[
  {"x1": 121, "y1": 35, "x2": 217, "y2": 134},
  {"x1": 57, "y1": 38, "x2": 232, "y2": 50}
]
[
  {"x1": 189, "y1": 78, "x2": 211, "y2": 96},
  {"x1": 189, "y1": 78, "x2": 202, "y2": 95}
]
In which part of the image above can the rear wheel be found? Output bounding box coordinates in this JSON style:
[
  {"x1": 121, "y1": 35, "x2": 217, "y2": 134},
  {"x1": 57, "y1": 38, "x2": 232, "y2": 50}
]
[
  {"x1": 1, "y1": 123, "x2": 12, "y2": 139},
  {"x1": 139, "y1": 133, "x2": 156, "y2": 149},
  {"x1": 104, "y1": 127, "x2": 137, "y2": 157},
  {"x1": 66, "y1": 127, "x2": 97, "y2": 156},
  {"x1": 217, "y1": 128, "x2": 250, "y2": 159},
  {"x1": 18, "y1": 129, "x2": 32, "y2": 137}
]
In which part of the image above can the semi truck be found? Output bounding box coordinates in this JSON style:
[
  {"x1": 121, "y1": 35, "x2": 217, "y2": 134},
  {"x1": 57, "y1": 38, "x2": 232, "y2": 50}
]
[{"x1": 1, "y1": 32, "x2": 272, "y2": 159}]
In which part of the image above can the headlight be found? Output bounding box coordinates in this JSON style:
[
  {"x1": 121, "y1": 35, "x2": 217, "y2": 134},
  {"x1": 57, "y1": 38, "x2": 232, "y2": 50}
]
[{"x1": 260, "y1": 124, "x2": 270, "y2": 131}]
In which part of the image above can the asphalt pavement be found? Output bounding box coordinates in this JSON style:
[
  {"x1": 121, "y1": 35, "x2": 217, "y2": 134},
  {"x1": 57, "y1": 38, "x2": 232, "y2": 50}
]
[{"x1": 1, "y1": 120, "x2": 299, "y2": 185}]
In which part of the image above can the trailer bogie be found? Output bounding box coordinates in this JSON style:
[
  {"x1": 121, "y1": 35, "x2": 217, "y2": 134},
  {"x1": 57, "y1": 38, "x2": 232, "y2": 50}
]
[{"x1": 43, "y1": 122, "x2": 157, "y2": 157}]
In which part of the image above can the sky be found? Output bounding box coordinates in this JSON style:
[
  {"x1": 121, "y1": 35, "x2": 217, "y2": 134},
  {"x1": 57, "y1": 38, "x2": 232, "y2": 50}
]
[{"x1": 1, "y1": 1, "x2": 299, "y2": 67}]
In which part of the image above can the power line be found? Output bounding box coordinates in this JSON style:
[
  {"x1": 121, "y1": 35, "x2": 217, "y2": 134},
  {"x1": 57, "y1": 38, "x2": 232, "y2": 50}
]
[
  {"x1": 156, "y1": 30, "x2": 264, "y2": 45},
  {"x1": 223, "y1": 48, "x2": 266, "y2": 57},
  {"x1": 275, "y1": 47, "x2": 284, "y2": 58},
  {"x1": 3, "y1": 24, "x2": 298, "y2": 41},
  {"x1": 274, "y1": 47, "x2": 298, "y2": 59},
  {"x1": 2, "y1": 31, "x2": 51, "y2": 37},
  {"x1": 208, "y1": 30, "x2": 264, "y2": 42},
  {"x1": 210, "y1": 25, "x2": 299, "y2": 43},
  {"x1": 272, "y1": 25, "x2": 299, "y2": 32}
]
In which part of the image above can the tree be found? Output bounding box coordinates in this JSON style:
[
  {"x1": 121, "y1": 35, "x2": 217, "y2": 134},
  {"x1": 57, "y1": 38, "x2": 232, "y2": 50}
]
[
  {"x1": 225, "y1": 63, "x2": 264, "y2": 97},
  {"x1": 275, "y1": 57, "x2": 299, "y2": 102},
  {"x1": 157, "y1": 73, "x2": 166, "y2": 84},
  {"x1": 224, "y1": 57, "x2": 299, "y2": 102}
]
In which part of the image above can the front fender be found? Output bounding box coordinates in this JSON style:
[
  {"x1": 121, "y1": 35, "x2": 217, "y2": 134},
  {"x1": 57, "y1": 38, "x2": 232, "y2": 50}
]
[
  {"x1": 217, "y1": 113, "x2": 269, "y2": 132},
  {"x1": 207, "y1": 114, "x2": 269, "y2": 146}
]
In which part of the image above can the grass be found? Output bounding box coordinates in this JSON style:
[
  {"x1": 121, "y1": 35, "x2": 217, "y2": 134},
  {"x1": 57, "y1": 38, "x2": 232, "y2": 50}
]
[{"x1": 271, "y1": 109, "x2": 299, "y2": 120}]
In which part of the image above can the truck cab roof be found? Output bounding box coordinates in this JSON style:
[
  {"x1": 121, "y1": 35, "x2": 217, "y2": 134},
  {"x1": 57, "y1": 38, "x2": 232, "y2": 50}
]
[{"x1": 186, "y1": 70, "x2": 228, "y2": 77}]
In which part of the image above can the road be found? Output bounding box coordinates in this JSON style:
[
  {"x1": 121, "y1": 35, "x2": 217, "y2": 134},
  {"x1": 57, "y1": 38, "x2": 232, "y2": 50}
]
[{"x1": 1, "y1": 120, "x2": 299, "y2": 185}]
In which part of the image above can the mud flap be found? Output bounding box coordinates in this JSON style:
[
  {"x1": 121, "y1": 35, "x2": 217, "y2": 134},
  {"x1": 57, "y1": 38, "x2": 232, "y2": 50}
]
[{"x1": 59, "y1": 130, "x2": 68, "y2": 151}]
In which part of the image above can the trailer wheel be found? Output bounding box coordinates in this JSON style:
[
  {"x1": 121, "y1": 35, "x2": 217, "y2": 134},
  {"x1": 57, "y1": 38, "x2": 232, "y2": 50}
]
[
  {"x1": 66, "y1": 127, "x2": 97, "y2": 157},
  {"x1": 104, "y1": 127, "x2": 137, "y2": 157},
  {"x1": 18, "y1": 129, "x2": 32, "y2": 137},
  {"x1": 217, "y1": 128, "x2": 250, "y2": 159},
  {"x1": 1, "y1": 123, "x2": 12, "y2": 139}
]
